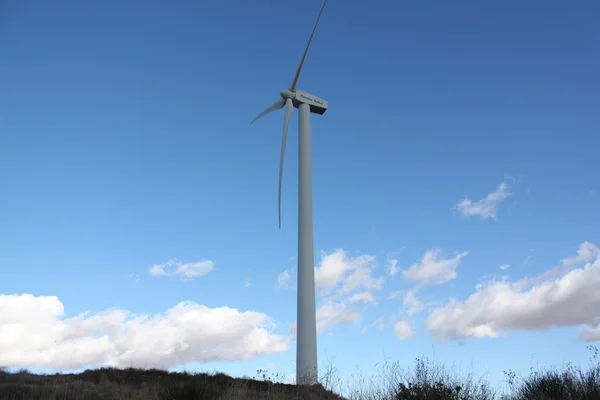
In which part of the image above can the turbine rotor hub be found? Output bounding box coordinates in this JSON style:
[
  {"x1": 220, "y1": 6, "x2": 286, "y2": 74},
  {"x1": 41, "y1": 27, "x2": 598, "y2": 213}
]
[{"x1": 280, "y1": 89, "x2": 296, "y2": 100}]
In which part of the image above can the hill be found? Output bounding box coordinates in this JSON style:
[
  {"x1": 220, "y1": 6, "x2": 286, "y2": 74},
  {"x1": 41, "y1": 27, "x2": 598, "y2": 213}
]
[{"x1": 0, "y1": 367, "x2": 345, "y2": 400}]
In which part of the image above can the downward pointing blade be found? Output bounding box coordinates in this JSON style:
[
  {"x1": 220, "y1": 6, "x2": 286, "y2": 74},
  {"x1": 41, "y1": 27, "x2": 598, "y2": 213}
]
[
  {"x1": 278, "y1": 98, "x2": 294, "y2": 229},
  {"x1": 289, "y1": 0, "x2": 328, "y2": 92},
  {"x1": 250, "y1": 98, "x2": 286, "y2": 124}
]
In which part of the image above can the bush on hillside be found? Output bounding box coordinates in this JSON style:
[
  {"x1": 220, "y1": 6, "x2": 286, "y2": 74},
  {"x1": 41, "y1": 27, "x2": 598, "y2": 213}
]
[
  {"x1": 392, "y1": 357, "x2": 495, "y2": 400},
  {"x1": 504, "y1": 345, "x2": 600, "y2": 400}
]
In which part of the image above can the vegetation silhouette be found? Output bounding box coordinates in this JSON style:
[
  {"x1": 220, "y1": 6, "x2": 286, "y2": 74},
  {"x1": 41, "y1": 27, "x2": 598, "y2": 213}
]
[{"x1": 0, "y1": 346, "x2": 598, "y2": 400}]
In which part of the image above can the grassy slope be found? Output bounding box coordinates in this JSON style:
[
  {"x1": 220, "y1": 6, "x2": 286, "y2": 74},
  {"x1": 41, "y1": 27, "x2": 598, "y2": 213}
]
[{"x1": 0, "y1": 346, "x2": 598, "y2": 400}]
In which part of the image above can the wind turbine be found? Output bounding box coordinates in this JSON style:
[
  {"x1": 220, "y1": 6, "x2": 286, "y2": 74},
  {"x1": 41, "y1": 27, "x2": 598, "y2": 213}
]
[{"x1": 250, "y1": 0, "x2": 328, "y2": 386}]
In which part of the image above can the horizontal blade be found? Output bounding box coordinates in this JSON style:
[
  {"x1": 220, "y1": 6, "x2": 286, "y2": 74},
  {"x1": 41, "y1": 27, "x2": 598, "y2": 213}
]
[
  {"x1": 250, "y1": 98, "x2": 285, "y2": 125},
  {"x1": 289, "y1": 0, "x2": 328, "y2": 92},
  {"x1": 278, "y1": 98, "x2": 294, "y2": 229}
]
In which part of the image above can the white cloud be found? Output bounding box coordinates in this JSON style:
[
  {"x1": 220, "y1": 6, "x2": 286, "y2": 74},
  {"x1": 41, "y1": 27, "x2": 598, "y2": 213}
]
[
  {"x1": 348, "y1": 292, "x2": 376, "y2": 304},
  {"x1": 149, "y1": 259, "x2": 214, "y2": 280},
  {"x1": 314, "y1": 249, "x2": 385, "y2": 332},
  {"x1": 315, "y1": 249, "x2": 383, "y2": 296},
  {"x1": 361, "y1": 316, "x2": 385, "y2": 334},
  {"x1": 562, "y1": 241, "x2": 600, "y2": 266},
  {"x1": 388, "y1": 290, "x2": 402, "y2": 300},
  {"x1": 285, "y1": 249, "x2": 386, "y2": 334},
  {"x1": 579, "y1": 324, "x2": 600, "y2": 341},
  {"x1": 373, "y1": 317, "x2": 385, "y2": 330},
  {"x1": 0, "y1": 294, "x2": 290, "y2": 371},
  {"x1": 385, "y1": 257, "x2": 400, "y2": 277},
  {"x1": 456, "y1": 181, "x2": 511, "y2": 220},
  {"x1": 425, "y1": 242, "x2": 600, "y2": 342},
  {"x1": 403, "y1": 249, "x2": 469, "y2": 286},
  {"x1": 277, "y1": 269, "x2": 292, "y2": 289},
  {"x1": 394, "y1": 321, "x2": 414, "y2": 340},
  {"x1": 403, "y1": 290, "x2": 424, "y2": 316},
  {"x1": 499, "y1": 264, "x2": 510, "y2": 271},
  {"x1": 338, "y1": 267, "x2": 384, "y2": 298},
  {"x1": 289, "y1": 297, "x2": 365, "y2": 337},
  {"x1": 316, "y1": 298, "x2": 363, "y2": 332}
]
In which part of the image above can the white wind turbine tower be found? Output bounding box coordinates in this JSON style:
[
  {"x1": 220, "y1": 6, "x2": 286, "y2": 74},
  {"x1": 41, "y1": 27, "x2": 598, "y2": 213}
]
[{"x1": 250, "y1": 0, "x2": 328, "y2": 386}]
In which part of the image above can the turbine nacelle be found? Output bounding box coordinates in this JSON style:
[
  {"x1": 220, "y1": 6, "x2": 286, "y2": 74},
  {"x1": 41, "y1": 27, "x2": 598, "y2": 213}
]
[
  {"x1": 280, "y1": 89, "x2": 328, "y2": 115},
  {"x1": 293, "y1": 90, "x2": 328, "y2": 115}
]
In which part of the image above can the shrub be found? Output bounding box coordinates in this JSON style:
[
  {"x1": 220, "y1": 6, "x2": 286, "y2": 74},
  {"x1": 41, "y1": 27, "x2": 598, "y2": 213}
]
[{"x1": 505, "y1": 345, "x2": 600, "y2": 400}]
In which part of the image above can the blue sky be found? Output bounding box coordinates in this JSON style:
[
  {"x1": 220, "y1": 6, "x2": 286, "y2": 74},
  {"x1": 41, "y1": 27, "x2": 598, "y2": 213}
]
[{"x1": 1, "y1": 0, "x2": 599, "y2": 394}]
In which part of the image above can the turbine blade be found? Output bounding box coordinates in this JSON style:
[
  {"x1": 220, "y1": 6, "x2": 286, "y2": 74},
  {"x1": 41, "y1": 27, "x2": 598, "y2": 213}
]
[
  {"x1": 289, "y1": 0, "x2": 328, "y2": 92},
  {"x1": 278, "y1": 98, "x2": 294, "y2": 229},
  {"x1": 250, "y1": 98, "x2": 286, "y2": 124}
]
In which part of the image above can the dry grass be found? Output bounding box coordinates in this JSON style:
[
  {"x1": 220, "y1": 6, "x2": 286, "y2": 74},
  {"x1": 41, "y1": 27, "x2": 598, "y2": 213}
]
[
  {"x1": 0, "y1": 345, "x2": 598, "y2": 400},
  {"x1": 0, "y1": 366, "x2": 342, "y2": 400}
]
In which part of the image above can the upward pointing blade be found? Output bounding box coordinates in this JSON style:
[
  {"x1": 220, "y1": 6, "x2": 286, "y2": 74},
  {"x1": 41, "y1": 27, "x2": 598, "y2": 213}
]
[
  {"x1": 250, "y1": 98, "x2": 286, "y2": 125},
  {"x1": 289, "y1": 0, "x2": 328, "y2": 92},
  {"x1": 278, "y1": 98, "x2": 294, "y2": 229}
]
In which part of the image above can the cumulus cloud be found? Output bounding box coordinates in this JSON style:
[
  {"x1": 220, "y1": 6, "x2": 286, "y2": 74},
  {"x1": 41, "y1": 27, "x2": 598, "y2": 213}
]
[
  {"x1": 499, "y1": 264, "x2": 510, "y2": 271},
  {"x1": 149, "y1": 259, "x2": 214, "y2": 280},
  {"x1": 562, "y1": 242, "x2": 600, "y2": 266},
  {"x1": 277, "y1": 269, "x2": 292, "y2": 289},
  {"x1": 348, "y1": 292, "x2": 376, "y2": 304},
  {"x1": 456, "y1": 181, "x2": 511, "y2": 220},
  {"x1": 579, "y1": 324, "x2": 600, "y2": 341},
  {"x1": 385, "y1": 256, "x2": 400, "y2": 277},
  {"x1": 284, "y1": 249, "x2": 386, "y2": 334},
  {"x1": 403, "y1": 290, "x2": 425, "y2": 316},
  {"x1": 338, "y1": 267, "x2": 384, "y2": 298},
  {"x1": 315, "y1": 298, "x2": 363, "y2": 332},
  {"x1": 0, "y1": 294, "x2": 290, "y2": 371},
  {"x1": 315, "y1": 249, "x2": 384, "y2": 296},
  {"x1": 403, "y1": 249, "x2": 469, "y2": 286},
  {"x1": 425, "y1": 242, "x2": 600, "y2": 342},
  {"x1": 288, "y1": 299, "x2": 364, "y2": 337},
  {"x1": 394, "y1": 321, "x2": 414, "y2": 340},
  {"x1": 314, "y1": 249, "x2": 385, "y2": 331}
]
